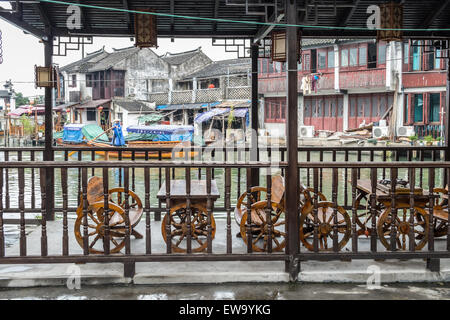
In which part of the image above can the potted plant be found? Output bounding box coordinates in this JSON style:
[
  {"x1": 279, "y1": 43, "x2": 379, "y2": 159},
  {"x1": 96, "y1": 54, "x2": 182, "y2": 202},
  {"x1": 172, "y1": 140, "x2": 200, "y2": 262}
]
[
  {"x1": 409, "y1": 134, "x2": 418, "y2": 146},
  {"x1": 435, "y1": 137, "x2": 442, "y2": 146},
  {"x1": 424, "y1": 135, "x2": 434, "y2": 146}
]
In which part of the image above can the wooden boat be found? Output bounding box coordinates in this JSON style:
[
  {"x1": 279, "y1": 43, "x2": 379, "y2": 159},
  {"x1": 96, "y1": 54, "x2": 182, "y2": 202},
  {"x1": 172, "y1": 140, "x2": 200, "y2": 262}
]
[
  {"x1": 57, "y1": 123, "x2": 198, "y2": 159},
  {"x1": 92, "y1": 141, "x2": 198, "y2": 159}
]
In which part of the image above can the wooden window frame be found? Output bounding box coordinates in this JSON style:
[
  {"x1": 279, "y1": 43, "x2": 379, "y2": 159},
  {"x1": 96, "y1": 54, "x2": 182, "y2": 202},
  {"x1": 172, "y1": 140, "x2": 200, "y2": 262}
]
[
  {"x1": 70, "y1": 74, "x2": 77, "y2": 88},
  {"x1": 303, "y1": 52, "x2": 311, "y2": 72},
  {"x1": 86, "y1": 74, "x2": 93, "y2": 88},
  {"x1": 317, "y1": 49, "x2": 327, "y2": 71},
  {"x1": 327, "y1": 49, "x2": 335, "y2": 70},
  {"x1": 265, "y1": 99, "x2": 286, "y2": 123},
  {"x1": 377, "y1": 41, "x2": 387, "y2": 68},
  {"x1": 412, "y1": 93, "x2": 425, "y2": 125}
]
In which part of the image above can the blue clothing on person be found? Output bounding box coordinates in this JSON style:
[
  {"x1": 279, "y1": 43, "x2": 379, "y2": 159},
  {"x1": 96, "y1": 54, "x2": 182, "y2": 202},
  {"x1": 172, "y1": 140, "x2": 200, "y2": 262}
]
[{"x1": 112, "y1": 122, "x2": 126, "y2": 146}]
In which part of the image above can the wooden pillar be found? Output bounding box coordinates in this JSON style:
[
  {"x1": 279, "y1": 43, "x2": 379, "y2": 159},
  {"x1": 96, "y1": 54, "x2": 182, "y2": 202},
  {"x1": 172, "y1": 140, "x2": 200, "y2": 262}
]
[
  {"x1": 446, "y1": 58, "x2": 450, "y2": 161},
  {"x1": 284, "y1": 0, "x2": 300, "y2": 281},
  {"x1": 250, "y1": 43, "x2": 260, "y2": 187},
  {"x1": 44, "y1": 34, "x2": 55, "y2": 221}
]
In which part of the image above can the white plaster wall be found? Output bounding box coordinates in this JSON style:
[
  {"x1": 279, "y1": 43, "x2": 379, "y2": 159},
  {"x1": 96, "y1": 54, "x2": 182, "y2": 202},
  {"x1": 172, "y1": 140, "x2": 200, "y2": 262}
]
[
  {"x1": 121, "y1": 49, "x2": 171, "y2": 101},
  {"x1": 264, "y1": 123, "x2": 286, "y2": 138}
]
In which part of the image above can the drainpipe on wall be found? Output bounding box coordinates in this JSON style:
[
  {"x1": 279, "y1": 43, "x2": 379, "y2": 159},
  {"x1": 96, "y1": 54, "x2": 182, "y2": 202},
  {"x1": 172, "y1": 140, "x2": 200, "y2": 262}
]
[
  {"x1": 343, "y1": 93, "x2": 349, "y2": 132},
  {"x1": 395, "y1": 41, "x2": 405, "y2": 133},
  {"x1": 193, "y1": 77, "x2": 198, "y2": 103},
  {"x1": 168, "y1": 79, "x2": 173, "y2": 104},
  {"x1": 334, "y1": 44, "x2": 340, "y2": 92},
  {"x1": 298, "y1": 94, "x2": 304, "y2": 126}
]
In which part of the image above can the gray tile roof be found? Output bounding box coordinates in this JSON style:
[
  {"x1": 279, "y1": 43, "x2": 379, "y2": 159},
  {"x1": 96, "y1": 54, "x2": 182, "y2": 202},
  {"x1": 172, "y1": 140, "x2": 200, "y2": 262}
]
[
  {"x1": 160, "y1": 48, "x2": 202, "y2": 65},
  {"x1": 60, "y1": 48, "x2": 109, "y2": 73},
  {"x1": 88, "y1": 47, "x2": 141, "y2": 72},
  {"x1": 113, "y1": 99, "x2": 155, "y2": 113},
  {"x1": 185, "y1": 58, "x2": 251, "y2": 80},
  {"x1": 301, "y1": 38, "x2": 368, "y2": 49}
]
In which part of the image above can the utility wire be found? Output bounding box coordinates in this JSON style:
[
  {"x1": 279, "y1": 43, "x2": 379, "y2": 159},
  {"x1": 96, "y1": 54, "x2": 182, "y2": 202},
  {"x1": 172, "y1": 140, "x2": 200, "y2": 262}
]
[{"x1": 39, "y1": 0, "x2": 450, "y2": 32}]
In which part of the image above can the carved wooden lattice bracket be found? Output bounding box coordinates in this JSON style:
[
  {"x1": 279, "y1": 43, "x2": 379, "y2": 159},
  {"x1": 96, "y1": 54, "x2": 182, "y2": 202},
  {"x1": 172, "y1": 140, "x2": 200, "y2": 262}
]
[
  {"x1": 53, "y1": 36, "x2": 93, "y2": 57},
  {"x1": 212, "y1": 38, "x2": 253, "y2": 58}
]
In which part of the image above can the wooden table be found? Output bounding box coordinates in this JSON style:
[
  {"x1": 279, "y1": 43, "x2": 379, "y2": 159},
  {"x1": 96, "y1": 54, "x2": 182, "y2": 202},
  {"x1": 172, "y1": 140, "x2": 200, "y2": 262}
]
[
  {"x1": 354, "y1": 179, "x2": 433, "y2": 251},
  {"x1": 157, "y1": 180, "x2": 220, "y2": 253},
  {"x1": 157, "y1": 180, "x2": 220, "y2": 203},
  {"x1": 355, "y1": 179, "x2": 429, "y2": 207}
]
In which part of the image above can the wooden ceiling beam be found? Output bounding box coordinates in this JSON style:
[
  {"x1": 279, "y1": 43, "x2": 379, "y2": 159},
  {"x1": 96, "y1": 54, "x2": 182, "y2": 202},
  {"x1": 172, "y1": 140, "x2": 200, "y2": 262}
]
[
  {"x1": 253, "y1": 11, "x2": 284, "y2": 44},
  {"x1": 0, "y1": 10, "x2": 47, "y2": 39},
  {"x1": 420, "y1": 0, "x2": 450, "y2": 29},
  {"x1": 338, "y1": 0, "x2": 360, "y2": 27}
]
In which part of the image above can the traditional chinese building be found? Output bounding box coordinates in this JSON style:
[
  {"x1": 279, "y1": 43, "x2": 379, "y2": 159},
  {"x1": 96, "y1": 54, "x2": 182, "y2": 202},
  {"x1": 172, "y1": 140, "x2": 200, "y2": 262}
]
[{"x1": 258, "y1": 39, "x2": 446, "y2": 139}]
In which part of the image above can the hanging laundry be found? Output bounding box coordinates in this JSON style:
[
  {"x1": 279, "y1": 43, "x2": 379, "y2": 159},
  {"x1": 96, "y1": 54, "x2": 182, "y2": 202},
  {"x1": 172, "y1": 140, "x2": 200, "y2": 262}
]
[
  {"x1": 301, "y1": 76, "x2": 311, "y2": 95},
  {"x1": 311, "y1": 74, "x2": 320, "y2": 93}
]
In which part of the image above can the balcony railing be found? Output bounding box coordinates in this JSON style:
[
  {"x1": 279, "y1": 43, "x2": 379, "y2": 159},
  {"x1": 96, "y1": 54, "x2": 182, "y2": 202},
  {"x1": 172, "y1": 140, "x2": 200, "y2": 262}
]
[
  {"x1": 146, "y1": 87, "x2": 250, "y2": 105},
  {"x1": 147, "y1": 92, "x2": 169, "y2": 105},
  {"x1": 339, "y1": 68, "x2": 386, "y2": 89}
]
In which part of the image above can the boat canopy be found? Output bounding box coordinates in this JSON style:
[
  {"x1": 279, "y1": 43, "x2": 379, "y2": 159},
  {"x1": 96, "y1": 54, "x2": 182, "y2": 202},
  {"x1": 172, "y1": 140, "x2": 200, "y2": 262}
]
[
  {"x1": 126, "y1": 125, "x2": 194, "y2": 142},
  {"x1": 62, "y1": 124, "x2": 109, "y2": 143},
  {"x1": 137, "y1": 114, "x2": 165, "y2": 125}
]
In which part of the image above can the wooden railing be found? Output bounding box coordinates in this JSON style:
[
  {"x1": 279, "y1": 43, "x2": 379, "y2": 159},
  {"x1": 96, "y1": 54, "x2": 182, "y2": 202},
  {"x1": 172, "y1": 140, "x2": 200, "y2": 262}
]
[{"x1": 0, "y1": 145, "x2": 448, "y2": 278}]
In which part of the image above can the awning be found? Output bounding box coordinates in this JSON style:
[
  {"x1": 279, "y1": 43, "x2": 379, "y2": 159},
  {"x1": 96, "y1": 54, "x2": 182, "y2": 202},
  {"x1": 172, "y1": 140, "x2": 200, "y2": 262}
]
[
  {"x1": 194, "y1": 108, "x2": 229, "y2": 123},
  {"x1": 75, "y1": 99, "x2": 111, "y2": 109},
  {"x1": 8, "y1": 106, "x2": 46, "y2": 117},
  {"x1": 216, "y1": 100, "x2": 251, "y2": 108},
  {"x1": 156, "y1": 102, "x2": 220, "y2": 111},
  {"x1": 54, "y1": 102, "x2": 79, "y2": 112},
  {"x1": 194, "y1": 107, "x2": 248, "y2": 123},
  {"x1": 232, "y1": 108, "x2": 249, "y2": 118}
]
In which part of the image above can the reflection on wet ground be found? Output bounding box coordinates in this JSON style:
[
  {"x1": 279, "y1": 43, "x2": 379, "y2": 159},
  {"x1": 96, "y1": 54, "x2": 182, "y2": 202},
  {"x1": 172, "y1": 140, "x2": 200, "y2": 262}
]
[{"x1": 0, "y1": 282, "x2": 449, "y2": 300}]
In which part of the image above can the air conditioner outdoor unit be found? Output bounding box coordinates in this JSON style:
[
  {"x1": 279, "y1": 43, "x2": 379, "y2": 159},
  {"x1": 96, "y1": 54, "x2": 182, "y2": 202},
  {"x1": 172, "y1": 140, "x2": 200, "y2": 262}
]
[
  {"x1": 299, "y1": 126, "x2": 315, "y2": 138},
  {"x1": 397, "y1": 126, "x2": 415, "y2": 137},
  {"x1": 373, "y1": 126, "x2": 389, "y2": 139}
]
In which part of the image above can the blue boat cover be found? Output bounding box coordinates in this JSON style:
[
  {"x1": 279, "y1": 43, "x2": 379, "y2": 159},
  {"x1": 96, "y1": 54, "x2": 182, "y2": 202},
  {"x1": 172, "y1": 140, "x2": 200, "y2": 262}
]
[
  {"x1": 126, "y1": 125, "x2": 194, "y2": 142},
  {"x1": 62, "y1": 124, "x2": 110, "y2": 144},
  {"x1": 63, "y1": 124, "x2": 85, "y2": 143}
]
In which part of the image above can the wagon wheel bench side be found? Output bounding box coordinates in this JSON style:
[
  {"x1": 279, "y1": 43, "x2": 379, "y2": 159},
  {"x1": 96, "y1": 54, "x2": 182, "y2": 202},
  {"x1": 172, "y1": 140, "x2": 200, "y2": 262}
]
[
  {"x1": 354, "y1": 179, "x2": 435, "y2": 251},
  {"x1": 157, "y1": 180, "x2": 220, "y2": 253},
  {"x1": 74, "y1": 176, "x2": 144, "y2": 254}
]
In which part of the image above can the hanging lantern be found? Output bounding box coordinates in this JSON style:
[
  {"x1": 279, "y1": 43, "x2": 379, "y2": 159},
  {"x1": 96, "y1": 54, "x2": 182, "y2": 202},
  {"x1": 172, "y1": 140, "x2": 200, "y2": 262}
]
[
  {"x1": 270, "y1": 30, "x2": 302, "y2": 63},
  {"x1": 377, "y1": 2, "x2": 403, "y2": 42},
  {"x1": 134, "y1": 9, "x2": 158, "y2": 49},
  {"x1": 66, "y1": 108, "x2": 71, "y2": 113},
  {"x1": 98, "y1": 106, "x2": 103, "y2": 111},
  {"x1": 35, "y1": 65, "x2": 56, "y2": 88}
]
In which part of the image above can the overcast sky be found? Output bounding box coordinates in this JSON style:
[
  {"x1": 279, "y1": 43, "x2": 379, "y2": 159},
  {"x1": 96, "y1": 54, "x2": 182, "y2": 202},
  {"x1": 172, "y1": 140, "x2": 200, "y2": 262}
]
[{"x1": 0, "y1": 18, "x2": 238, "y2": 97}]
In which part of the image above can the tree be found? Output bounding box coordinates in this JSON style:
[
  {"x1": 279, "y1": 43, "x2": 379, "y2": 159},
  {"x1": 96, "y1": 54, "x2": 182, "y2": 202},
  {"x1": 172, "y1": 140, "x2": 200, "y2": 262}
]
[{"x1": 15, "y1": 92, "x2": 29, "y2": 107}]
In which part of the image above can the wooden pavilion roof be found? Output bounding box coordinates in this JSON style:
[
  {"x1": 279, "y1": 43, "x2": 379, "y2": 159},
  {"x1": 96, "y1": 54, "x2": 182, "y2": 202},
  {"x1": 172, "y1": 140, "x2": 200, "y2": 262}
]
[{"x1": 1, "y1": 0, "x2": 450, "y2": 40}]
